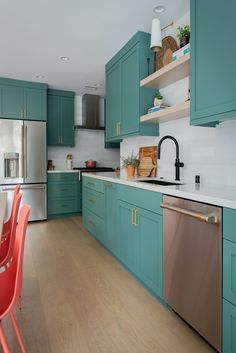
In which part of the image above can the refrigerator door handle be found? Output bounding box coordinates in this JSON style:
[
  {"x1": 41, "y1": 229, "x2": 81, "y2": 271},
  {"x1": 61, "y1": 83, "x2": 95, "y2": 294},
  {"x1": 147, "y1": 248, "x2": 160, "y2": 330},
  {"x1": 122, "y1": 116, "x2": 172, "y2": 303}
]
[
  {"x1": 24, "y1": 125, "x2": 28, "y2": 179},
  {"x1": 21, "y1": 125, "x2": 25, "y2": 178},
  {"x1": 20, "y1": 185, "x2": 46, "y2": 190}
]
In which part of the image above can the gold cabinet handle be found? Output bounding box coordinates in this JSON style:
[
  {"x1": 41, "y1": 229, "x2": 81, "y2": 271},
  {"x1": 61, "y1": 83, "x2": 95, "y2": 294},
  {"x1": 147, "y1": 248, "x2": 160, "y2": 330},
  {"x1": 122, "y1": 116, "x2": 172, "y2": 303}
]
[
  {"x1": 58, "y1": 136, "x2": 61, "y2": 144},
  {"x1": 117, "y1": 122, "x2": 121, "y2": 135},
  {"x1": 89, "y1": 220, "x2": 95, "y2": 226},
  {"x1": 134, "y1": 208, "x2": 137, "y2": 226},
  {"x1": 131, "y1": 208, "x2": 138, "y2": 226},
  {"x1": 88, "y1": 181, "x2": 95, "y2": 186},
  {"x1": 88, "y1": 199, "x2": 95, "y2": 203}
]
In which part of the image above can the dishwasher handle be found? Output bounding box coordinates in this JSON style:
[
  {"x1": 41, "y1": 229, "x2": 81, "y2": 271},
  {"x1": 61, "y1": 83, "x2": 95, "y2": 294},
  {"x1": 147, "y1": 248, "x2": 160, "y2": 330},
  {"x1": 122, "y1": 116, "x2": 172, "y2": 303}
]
[{"x1": 160, "y1": 203, "x2": 219, "y2": 224}]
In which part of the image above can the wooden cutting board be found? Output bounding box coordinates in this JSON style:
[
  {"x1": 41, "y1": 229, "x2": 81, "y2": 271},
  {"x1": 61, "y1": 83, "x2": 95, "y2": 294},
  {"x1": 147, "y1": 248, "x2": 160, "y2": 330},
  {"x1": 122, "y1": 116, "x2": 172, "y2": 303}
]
[{"x1": 138, "y1": 146, "x2": 157, "y2": 177}]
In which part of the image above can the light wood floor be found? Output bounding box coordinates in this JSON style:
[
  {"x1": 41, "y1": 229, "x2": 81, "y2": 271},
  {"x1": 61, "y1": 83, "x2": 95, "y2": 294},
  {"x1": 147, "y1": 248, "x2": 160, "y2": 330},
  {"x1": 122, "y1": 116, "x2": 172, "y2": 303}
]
[{"x1": 1, "y1": 216, "x2": 216, "y2": 353}]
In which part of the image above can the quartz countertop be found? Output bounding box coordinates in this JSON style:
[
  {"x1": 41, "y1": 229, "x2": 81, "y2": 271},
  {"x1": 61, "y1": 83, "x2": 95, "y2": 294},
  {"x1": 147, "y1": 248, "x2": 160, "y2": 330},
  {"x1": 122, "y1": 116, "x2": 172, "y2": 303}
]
[
  {"x1": 83, "y1": 172, "x2": 236, "y2": 209},
  {"x1": 47, "y1": 170, "x2": 78, "y2": 173}
]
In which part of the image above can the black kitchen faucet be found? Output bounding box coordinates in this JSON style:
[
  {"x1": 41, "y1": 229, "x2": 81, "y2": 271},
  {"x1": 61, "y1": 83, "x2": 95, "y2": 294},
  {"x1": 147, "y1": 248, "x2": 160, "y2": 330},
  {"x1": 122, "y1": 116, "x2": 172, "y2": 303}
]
[{"x1": 157, "y1": 135, "x2": 184, "y2": 181}]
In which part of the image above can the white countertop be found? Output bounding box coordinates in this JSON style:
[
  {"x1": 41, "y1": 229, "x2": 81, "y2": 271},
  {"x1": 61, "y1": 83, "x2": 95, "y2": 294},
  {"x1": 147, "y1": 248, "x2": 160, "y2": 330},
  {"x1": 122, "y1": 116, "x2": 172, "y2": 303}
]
[
  {"x1": 47, "y1": 170, "x2": 78, "y2": 173},
  {"x1": 83, "y1": 172, "x2": 236, "y2": 210}
]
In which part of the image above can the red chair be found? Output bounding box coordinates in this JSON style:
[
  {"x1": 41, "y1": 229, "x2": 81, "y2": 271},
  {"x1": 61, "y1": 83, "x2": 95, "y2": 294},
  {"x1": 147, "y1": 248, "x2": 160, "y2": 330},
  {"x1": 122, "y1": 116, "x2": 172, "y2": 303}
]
[
  {"x1": 1, "y1": 185, "x2": 21, "y2": 241},
  {"x1": 0, "y1": 193, "x2": 22, "y2": 268},
  {"x1": 0, "y1": 204, "x2": 30, "y2": 353}
]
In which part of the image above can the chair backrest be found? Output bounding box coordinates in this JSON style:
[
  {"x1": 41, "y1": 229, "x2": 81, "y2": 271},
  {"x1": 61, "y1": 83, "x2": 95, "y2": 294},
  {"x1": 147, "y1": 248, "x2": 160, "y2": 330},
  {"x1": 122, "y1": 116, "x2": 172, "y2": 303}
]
[
  {"x1": 0, "y1": 193, "x2": 22, "y2": 266},
  {"x1": 9, "y1": 185, "x2": 21, "y2": 221},
  {"x1": 0, "y1": 205, "x2": 30, "y2": 318}
]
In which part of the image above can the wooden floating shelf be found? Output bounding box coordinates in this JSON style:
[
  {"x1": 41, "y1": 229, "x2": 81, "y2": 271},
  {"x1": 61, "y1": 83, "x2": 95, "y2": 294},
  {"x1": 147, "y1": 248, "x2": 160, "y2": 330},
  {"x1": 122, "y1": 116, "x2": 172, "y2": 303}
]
[
  {"x1": 140, "y1": 101, "x2": 190, "y2": 124},
  {"x1": 140, "y1": 53, "x2": 190, "y2": 89}
]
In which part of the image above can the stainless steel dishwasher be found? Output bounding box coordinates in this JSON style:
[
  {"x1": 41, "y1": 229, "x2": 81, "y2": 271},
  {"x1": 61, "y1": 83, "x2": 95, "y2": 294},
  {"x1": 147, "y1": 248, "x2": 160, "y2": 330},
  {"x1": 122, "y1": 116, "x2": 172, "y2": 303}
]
[{"x1": 161, "y1": 195, "x2": 222, "y2": 352}]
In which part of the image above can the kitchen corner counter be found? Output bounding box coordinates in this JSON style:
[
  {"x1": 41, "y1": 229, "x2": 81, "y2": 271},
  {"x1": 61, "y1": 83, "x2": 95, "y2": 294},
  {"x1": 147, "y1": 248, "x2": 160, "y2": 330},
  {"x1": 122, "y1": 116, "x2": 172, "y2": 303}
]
[
  {"x1": 47, "y1": 170, "x2": 78, "y2": 173},
  {"x1": 82, "y1": 172, "x2": 236, "y2": 210}
]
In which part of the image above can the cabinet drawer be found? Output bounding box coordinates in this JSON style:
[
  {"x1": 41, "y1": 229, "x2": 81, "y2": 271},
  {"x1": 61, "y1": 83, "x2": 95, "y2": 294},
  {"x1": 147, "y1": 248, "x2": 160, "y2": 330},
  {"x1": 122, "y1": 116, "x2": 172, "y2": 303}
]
[
  {"x1": 48, "y1": 173, "x2": 78, "y2": 183},
  {"x1": 48, "y1": 182, "x2": 79, "y2": 199},
  {"x1": 83, "y1": 189, "x2": 104, "y2": 219},
  {"x1": 83, "y1": 176, "x2": 104, "y2": 193},
  {"x1": 223, "y1": 299, "x2": 236, "y2": 353},
  {"x1": 117, "y1": 184, "x2": 163, "y2": 215},
  {"x1": 48, "y1": 198, "x2": 79, "y2": 215},
  {"x1": 224, "y1": 208, "x2": 236, "y2": 243},
  {"x1": 223, "y1": 239, "x2": 236, "y2": 306},
  {"x1": 83, "y1": 207, "x2": 105, "y2": 243}
]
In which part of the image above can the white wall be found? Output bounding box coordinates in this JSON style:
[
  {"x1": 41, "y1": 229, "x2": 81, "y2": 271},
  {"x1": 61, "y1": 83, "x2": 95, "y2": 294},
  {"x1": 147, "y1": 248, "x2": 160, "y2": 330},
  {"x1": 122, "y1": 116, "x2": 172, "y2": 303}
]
[
  {"x1": 121, "y1": 11, "x2": 236, "y2": 186},
  {"x1": 48, "y1": 96, "x2": 120, "y2": 169}
]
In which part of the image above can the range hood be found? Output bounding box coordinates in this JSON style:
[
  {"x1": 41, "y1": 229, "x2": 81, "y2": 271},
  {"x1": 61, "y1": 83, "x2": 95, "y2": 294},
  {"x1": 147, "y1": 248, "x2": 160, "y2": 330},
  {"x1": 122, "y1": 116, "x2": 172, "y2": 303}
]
[{"x1": 75, "y1": 94, "x2": 105, "y2": 130}]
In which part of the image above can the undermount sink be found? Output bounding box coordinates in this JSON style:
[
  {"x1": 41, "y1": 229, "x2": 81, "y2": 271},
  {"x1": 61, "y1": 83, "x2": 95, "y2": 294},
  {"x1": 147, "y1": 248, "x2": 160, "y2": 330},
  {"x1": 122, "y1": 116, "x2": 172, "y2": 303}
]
[{"x1": 137, "y1": 179, "x2": 183, "y2": 186}]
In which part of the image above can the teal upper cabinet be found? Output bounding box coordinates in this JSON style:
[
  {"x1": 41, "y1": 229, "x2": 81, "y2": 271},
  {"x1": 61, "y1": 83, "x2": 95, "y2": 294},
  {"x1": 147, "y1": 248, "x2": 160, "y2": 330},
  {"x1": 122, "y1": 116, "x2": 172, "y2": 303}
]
[
  {"x1": 24, "y1": 88, "x2": 46, "y2": 121},
  {"x1": 106, "y1": 63, "x2": 121, "y2": 140},
  {"x1": 105, "y1": 31, "x2": 159, "y2": 141},
  {"x1": 47, "y1": 89, "x2": 75, "y2": 147},
  {"x1": 0, "y1": 77, "x2": 47, "y2": 121},
  {"x1": 190, "y1": 0, "x2": 236, "y2": 126}
]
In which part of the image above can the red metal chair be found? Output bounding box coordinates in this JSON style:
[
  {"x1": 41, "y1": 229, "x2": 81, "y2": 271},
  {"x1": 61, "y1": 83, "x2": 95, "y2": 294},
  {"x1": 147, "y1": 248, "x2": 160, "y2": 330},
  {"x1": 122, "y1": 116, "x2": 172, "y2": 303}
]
[
  {"x1": 1, "y1": 185, "x2": 21, "y2": 241},
  {"x1": 0, "y1": 204, "x2": 30, "y2": 353},
  {"x1": 0, "y1": 193, "x2": 22, "y2": 268}
]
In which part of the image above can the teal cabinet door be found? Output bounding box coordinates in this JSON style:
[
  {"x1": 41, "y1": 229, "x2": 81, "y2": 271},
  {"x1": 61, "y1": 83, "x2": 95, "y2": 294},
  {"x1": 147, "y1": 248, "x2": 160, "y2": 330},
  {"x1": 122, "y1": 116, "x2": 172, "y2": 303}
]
[
  {"x1": 61, "y1": 97, "x2": 75, "y2": 146},
  {"x1": 120, "y1": 45, "x2": 139, "y2": 136},
  {"x1": 47, "y1": 90, "x2": 75, "y2": 147},
  {"x1": 223, "y1": 299, "x2": 236, "y2": 353},
  {"x1": 0, "y1": 85, "x2": 23, "y2": 119},
  {"x1": 223, "y1": 239, "x2": 236, "y2": 306},
  {"x1": 47, "y1": 95, "x2": 61, "y2": 146},
  {"x1": 190, "y1": 0, "x2": 236, "y2": 126},
  {"x1": 24, "y1": 88, "x2": 47, "y2": 121},
  {"x1": 138, "y1": 207, "x2": 163, "y2": 298},
  {"x1": 106, "y1": 63, "x2": 121, "y2": 140},
  {"x1": 118, "y1": 200, "x2": 138, "y2": 274},
  {"x1": 104, "y1": 182, "x2": 119, "y2": 254}
]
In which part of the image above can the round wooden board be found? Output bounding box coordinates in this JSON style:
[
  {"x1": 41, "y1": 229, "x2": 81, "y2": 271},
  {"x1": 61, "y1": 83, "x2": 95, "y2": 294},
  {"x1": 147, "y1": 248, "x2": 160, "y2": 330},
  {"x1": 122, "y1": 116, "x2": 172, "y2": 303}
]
[{"x1": 156, "y1": 36, "x2": 178, "y2": 70}]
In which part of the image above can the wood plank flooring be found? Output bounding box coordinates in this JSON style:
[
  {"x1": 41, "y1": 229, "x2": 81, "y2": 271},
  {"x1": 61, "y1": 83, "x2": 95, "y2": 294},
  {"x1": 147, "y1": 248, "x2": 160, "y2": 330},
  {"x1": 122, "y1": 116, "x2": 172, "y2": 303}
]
[{"x1": 1, "y1": 216, "x2": 216, "y2": 353}]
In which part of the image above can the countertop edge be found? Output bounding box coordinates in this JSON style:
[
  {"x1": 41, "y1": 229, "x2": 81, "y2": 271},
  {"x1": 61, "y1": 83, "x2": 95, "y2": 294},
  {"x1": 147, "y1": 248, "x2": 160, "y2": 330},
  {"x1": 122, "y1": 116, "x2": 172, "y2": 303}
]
[{"x1": 82, "y1": 172, "x2": 236, "y2": 210}]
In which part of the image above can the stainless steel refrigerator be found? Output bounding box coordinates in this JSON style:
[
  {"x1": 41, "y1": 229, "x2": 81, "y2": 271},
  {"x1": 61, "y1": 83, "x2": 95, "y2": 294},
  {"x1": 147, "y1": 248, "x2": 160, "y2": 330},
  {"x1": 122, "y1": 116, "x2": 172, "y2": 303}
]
[{"x1": 0, "y1": 119, "x2": 47, "y2": 221}]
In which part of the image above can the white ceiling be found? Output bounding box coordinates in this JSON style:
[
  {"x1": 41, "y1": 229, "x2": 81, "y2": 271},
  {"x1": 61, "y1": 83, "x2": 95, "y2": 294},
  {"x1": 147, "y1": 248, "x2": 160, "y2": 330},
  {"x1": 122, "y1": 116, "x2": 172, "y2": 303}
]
[{"x1": 0, "y1": 0, "x2": 189, "y2": 95}]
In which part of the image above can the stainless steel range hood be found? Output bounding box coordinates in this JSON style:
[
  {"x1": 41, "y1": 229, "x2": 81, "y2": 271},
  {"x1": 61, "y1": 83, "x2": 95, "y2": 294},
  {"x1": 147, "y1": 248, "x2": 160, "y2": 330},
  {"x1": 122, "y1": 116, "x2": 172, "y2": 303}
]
[{"x1": 75, "y1": 94, "x2": 105, "y2": 130}]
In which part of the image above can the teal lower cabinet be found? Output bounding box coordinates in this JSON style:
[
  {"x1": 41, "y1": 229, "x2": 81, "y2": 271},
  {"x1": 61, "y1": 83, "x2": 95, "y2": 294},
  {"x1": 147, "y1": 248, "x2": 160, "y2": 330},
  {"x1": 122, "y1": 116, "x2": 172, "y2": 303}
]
[
  {"x1": 104, "y1": 181, "x2": 119, "y2": 255},
  {"x1": 138, "y1": 207, "x2": 162, "y2": 297},
  {"x1": 223, "y1": 208, "x2": 236, "y2": 353},
  {"x1": 82, "y1": 176, "x2": 163, "y2": 301},
  {"x1": 118, "y1": 200, "x2": 139, "y2": 274},
  {"x1": 223, "y1": 299, "x2": 236, "y2": 353},
  {"x1": 47, "y1": 172, "x2": 82, "y2": 218}
]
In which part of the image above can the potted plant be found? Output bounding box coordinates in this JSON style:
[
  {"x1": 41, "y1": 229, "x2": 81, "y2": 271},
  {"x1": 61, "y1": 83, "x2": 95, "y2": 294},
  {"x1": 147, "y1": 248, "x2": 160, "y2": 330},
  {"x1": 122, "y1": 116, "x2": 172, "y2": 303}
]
[
  {"x1": 121, "y1": 153, "x2": 139, "y2": 177},
  {"x1": 176, "y1": 24, "x2": 190, "y2": 48},
  {"x1": 153, "y1": 90, "x2": 164, "y2": 107}
]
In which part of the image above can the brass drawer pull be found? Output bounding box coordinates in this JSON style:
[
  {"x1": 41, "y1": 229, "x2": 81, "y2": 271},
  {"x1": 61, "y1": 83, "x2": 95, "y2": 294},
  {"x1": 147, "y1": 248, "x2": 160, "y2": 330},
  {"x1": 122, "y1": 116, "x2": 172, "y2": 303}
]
[
  {"x1": 88, "y1": 182, "x2": 95, "y2": 186},
  {"x1": 131, "y1": 208, "x2": 138, "y2": 226},
  {"x1": 88, "y1": 199, "x2": 95, "y2": 203}
]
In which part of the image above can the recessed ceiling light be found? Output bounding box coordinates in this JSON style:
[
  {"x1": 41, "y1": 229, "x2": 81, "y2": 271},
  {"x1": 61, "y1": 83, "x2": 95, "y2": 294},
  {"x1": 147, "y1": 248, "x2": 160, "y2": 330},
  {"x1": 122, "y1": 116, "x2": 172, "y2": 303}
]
[
  {"x1": 153, "y1": 5, "x2": 166, "y2": 14},
  {"x1": 36, "y1": 75, "x2": 45, "y2": 79},
  {"x1": 60, "y1": 56, "x2": 70, "y2": 61}
]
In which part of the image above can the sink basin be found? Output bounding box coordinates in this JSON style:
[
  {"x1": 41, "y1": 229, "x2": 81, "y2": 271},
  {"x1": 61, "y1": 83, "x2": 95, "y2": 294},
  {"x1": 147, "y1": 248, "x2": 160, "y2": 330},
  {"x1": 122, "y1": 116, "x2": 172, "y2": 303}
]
[{"x1": 137, "y1": 179, "x2": 183, "y2": 186}]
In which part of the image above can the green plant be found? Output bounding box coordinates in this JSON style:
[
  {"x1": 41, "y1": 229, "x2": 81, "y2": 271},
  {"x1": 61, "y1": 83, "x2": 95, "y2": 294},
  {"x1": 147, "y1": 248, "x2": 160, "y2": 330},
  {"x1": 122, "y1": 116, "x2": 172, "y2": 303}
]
[
  {"x1": 154, "y1": 90, "x2": 163, "y2": 100},
  {"x1": 176, "y1": 24, "x2": 190, "y2": 40},
  {"x1": 121, "y1": 153, "x2": 139, "y2": 168}
]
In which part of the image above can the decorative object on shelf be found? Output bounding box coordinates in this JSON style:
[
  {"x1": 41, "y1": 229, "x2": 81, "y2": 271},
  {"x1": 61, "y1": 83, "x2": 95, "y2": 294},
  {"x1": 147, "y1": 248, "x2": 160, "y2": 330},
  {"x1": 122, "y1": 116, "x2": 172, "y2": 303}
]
[
  {"x1": 172, "y1": 43, "x2": 190, "y2": 61},
  {"x1": 121, "y1": 153, "x2": 139, "y2": 177},
  {"x1": 176, "y1": 24, "x2": 190, "y2": 48},
  {"x1": 156, "y1": 36, "x2": 178, "y2": 71},
  {"x1": 148, "y1": 106, "x2": 161, "y2": 114},
  {"x1": 153, "y1": 90, "x2": 164, "y2": 106},
  {"x1": 66, "y1": 154, "x2": 73, "y2": 170},
  {"x1": 84, "y1": 160, "x2": 97, "y2": 168},
  {"x1": 138, "y1": 146, "x2": 157, "y2": 177}
]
